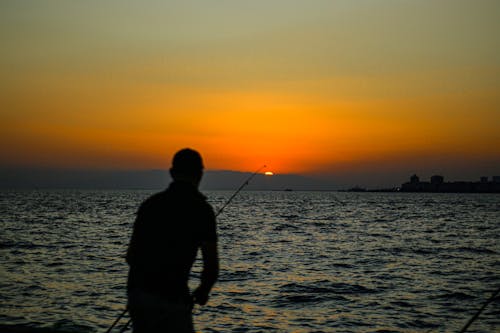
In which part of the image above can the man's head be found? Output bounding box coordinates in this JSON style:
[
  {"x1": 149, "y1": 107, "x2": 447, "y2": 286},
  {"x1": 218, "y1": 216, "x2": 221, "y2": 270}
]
[{"x1": 170, "y1": 148, "x2": 204, "y2": 186}]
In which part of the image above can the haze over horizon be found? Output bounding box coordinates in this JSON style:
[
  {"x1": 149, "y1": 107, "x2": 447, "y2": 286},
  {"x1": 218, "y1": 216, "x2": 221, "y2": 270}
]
[
  {"x1": 1, "y1": 166, "x2": 498, "y2": 191},
  {"x1": 1, "y1": 1, "x2": 499, "y2": 184}
]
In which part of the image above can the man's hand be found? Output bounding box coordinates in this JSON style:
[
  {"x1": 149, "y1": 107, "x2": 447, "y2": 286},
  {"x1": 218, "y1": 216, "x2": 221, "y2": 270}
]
[
  {"x1": 193, "y1": 286, "x2": 210, "y2": 305},
  {"x1": 193, "y1": 241, "x2": 219, "y2": 306}
]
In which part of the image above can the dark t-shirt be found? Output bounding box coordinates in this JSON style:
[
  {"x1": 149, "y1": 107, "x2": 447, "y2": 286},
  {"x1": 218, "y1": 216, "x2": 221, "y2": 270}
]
[{"x1": 126, "y1": 181, "x2": 217, "y2": 299}]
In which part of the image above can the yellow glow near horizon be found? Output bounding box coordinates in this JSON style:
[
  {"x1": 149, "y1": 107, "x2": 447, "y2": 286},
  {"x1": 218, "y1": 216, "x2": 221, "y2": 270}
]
[
  {"x1": 265, "y1": 172, "x2": 274, "y2": 176},
  {"x1": 0, "y1": 1, "x2": 499, "y2": 179}
]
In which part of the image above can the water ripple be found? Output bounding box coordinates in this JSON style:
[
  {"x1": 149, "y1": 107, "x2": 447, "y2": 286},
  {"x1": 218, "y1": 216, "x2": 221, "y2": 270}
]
[{"x1": 1, "y1": 190, "x2": 499, "y2": 332}]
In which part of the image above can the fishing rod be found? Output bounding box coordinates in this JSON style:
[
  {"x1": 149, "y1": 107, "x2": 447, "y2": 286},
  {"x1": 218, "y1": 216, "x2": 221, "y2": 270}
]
[
  {"x1": 215, "y1": 165, "x2": 266, "y2": 217},
  {"x1": 105, "y1": 309, "x2": 128, "y2": 333},
  {"x1": 425, "y1": 285, "x2": 500, "y2": 333},
  {"x1": 105, "y1": 165, "x2": 267, "y2": 332},
  {"x1": 458, "y1": 285, "x2": 500, "y2": 333}
]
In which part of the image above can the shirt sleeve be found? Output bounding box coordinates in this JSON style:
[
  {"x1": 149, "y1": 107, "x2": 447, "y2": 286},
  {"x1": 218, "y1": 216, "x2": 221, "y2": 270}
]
[
  {"x1": 126, "y1": 205, "x2": 144, "y2": 265},
  {"x1": 200, "y1": 202, "x2": 217, "y2": 243}
]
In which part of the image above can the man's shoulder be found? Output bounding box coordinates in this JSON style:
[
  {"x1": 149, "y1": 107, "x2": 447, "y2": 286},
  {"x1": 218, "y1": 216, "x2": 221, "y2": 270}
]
[
  {"x1": 138, "y1": 190, "x2": 169, "y2": 211},
  {"x1": 137, "y1": 186, "x2": 214, "y2": 218}
]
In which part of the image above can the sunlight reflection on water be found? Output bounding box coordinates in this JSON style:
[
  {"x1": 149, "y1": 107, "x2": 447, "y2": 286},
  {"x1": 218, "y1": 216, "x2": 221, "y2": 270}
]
[{"x1": 0, "y1": 190, "x2": 499, "y2": 332}]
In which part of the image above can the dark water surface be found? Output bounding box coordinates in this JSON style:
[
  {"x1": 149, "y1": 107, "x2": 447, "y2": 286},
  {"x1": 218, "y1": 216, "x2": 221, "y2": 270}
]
[{"x1": 1, "y1": 190, "x2": 499, "y2": 332}]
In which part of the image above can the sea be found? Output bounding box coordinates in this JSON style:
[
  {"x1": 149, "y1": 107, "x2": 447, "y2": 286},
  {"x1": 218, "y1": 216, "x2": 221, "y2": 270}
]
[{"x1": 0, "y1": 190, "x2": 499, "y2": 333}]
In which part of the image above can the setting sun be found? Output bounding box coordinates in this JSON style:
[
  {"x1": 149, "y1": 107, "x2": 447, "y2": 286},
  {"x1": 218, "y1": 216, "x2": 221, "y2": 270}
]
[
  {"x1": 265, "y1": 172, "x2": 274, "y2": 176},
  {"x1": 0, "y1": 1, "x2": 498, "y2": 187}
]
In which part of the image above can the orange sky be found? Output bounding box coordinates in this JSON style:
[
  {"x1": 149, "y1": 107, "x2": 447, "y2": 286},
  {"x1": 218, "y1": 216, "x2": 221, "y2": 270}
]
[{"x1": 1, "y1": 1, "x2": 499, "y2": 180}]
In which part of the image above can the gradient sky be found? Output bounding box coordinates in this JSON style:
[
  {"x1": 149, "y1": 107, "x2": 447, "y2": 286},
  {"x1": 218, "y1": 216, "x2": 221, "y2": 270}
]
[{"x1": 1, "y1": 1, "x2": 499, "y2": 185}]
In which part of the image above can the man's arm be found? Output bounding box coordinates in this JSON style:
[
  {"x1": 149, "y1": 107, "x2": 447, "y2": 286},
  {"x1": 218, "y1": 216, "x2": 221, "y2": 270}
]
[
  {"x1": 193, "y1": 240, "x2": 219, "y2": 305},
  {"x1": 126, "y1": 207, "x2": 144, "y2": 265}
]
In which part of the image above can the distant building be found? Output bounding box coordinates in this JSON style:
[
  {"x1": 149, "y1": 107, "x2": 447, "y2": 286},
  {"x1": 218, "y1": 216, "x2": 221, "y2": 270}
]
[
  {"x1": 401, "y1": 175, "x2": 500, "y2": 193},
  {"x1": 431, "y1": 175, "x2": 444, "y2": 184}
]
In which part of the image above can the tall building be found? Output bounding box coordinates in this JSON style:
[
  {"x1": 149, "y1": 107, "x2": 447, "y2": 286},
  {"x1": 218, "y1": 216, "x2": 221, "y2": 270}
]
[
  {"x1": 400, "y1": 175, "x2": 500, "y2": 193},
  {"x1": 431, "y1": 175, "x2": 444, "y2": 184}
]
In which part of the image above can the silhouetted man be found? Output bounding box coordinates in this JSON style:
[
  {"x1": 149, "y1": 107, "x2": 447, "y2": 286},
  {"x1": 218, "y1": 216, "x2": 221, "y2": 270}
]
[{"x1": 126, "y1": 148, "x2": 219, "y2": 332}]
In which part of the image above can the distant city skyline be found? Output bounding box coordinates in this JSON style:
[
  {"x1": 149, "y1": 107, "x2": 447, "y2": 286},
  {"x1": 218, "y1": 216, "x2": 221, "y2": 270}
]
[
  {"x1": 400, "y1": 173, "x2": 500, "y2": 193},
  {"x1": 1, "y1": 167, "x2": 498, "y2": 190}
]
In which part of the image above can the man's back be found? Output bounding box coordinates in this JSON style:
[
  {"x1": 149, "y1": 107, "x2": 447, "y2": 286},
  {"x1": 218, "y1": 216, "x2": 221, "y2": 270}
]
[
  {"x1": 126, "y1": 181, "x2": 217, "y2": 300},
  {"x1": 126, "y1": 148, "x2": 218, "y2": 333}
]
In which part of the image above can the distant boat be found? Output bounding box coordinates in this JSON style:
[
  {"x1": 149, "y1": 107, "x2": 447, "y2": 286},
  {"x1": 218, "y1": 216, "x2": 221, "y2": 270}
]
[{"x1": 284, "y1": 188, "x2": 293, "y2": 192}]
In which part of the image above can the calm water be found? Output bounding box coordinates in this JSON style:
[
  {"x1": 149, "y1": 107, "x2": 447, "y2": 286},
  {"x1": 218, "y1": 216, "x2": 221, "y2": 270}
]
[{"x1": 0, "y1": 190, "x2": 499, "y2": 332}]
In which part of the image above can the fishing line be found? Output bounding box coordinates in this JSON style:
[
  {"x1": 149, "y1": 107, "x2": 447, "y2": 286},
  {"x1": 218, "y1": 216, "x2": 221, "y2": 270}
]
[
  {"x1": 105, "y1": 165, "x2": 266, "y2": 332},
  {"x1": 215, "y1": 165, "x2": 266, "y2": 217}
]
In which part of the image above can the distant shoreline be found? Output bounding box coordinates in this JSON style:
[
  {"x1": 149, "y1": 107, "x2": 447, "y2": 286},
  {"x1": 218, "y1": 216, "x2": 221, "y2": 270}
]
[{"x1": 2, "y1": 188, "x2": 500, "y2": 194}]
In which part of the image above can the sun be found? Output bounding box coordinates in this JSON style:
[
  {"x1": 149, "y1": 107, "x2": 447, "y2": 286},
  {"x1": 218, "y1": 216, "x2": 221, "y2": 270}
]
[{"x1": 264, "y1": 171, "x2": 274, "y2": 176}]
